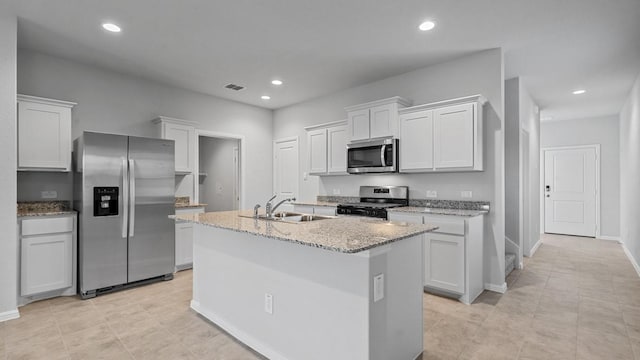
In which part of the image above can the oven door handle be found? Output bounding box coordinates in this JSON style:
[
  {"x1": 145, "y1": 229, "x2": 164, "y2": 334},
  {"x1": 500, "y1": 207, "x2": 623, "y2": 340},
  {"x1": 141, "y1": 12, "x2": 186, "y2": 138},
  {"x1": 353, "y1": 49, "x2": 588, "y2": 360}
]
[{"x1": 380, "y1": 144, "x2": 386, "y2": 166}]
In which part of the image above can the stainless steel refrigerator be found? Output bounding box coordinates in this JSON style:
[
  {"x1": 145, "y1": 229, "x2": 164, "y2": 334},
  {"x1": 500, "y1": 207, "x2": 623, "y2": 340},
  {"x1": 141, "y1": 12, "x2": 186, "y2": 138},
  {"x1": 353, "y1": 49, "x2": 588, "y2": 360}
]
[{"x1": 73, "y1": 131, "x2": 175, "y2": 299}]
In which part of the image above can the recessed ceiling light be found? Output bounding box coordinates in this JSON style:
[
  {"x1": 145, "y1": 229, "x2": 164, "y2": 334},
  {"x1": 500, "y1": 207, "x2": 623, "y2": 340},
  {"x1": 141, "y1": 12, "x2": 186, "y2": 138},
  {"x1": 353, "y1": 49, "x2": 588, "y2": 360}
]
[
  {"x1": 261, "y1": 95, "x2": 271, "y2": 100},
  {"x1": 418, "y1": 21, "x2": 436, "y2": 31},
  {"x1": 271, "y1": 80, "x2": 283, "y2": 86},
  {"x1": 572, "y1": 89, "x2": 586, "y2": 95},
  {"x1": 102, "y1": 23, "x2": 121, "y2": 33}
]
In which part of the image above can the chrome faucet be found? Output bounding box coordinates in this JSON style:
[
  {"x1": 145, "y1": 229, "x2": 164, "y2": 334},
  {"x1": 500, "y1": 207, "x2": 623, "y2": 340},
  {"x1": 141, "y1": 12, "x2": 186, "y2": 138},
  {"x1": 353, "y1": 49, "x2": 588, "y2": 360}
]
[
  {"x1": 264, "y1": 194, "x2": 277, "y2": 218},
  {"x1": 265, "y1": 194, "x2": 296, "y2": 218},
  {"x1": 253, "y1": 204, "x2": 261, "y2": 218}
]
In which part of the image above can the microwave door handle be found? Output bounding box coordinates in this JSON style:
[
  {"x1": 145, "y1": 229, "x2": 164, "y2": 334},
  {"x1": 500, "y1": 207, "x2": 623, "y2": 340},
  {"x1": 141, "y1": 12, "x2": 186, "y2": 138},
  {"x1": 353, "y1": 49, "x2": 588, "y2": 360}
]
[{"x1": 380, "y1": 144, "x2": 386, "y2": 166}]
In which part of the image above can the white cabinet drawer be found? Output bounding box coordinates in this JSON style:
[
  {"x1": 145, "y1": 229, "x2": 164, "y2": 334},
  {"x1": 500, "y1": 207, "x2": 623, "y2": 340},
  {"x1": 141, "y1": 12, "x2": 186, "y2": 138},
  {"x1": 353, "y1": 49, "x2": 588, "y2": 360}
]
[
  {"x1": 22, "y1": 216, "x2": 74, "y2": 236},
  {"x1": 388, "y1": 212, "x2": 424, "y2": 224},
  {"x1": 423, "y1": 215, "x2": 465, "y2": 235},
  {"x1": 176, "y1": 207, "x2": 205, "y2": 215},
  {"x1": 314, "y1": 206, "x2": 337, "y2": 216}
]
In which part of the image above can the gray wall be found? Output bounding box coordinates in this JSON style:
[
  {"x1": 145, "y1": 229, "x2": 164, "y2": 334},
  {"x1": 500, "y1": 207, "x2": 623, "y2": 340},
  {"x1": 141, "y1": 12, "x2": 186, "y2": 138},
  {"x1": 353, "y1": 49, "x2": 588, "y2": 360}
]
[
  {"x1": 620, "y1": 72, "x2": 640, "y2": 263},
  {"x1": 504, "y1": 78, "x2": 541, "y2": 260},
  {"x1": 541, "y1": 115, "x2": 620, "y2": 238},
  {"x1": 273, "y1": 49, "x2": 507, "y2": 288},
  {"x1": 520, "y1": 81, "x2": 541, "y2": 256},
  {"x1": 0, "y1": 13, "x2": 18, "y2": 318},
  {"x1": 505, "y1": 79, "x2": 520, "y2": 248},
  {"x1": 16, "y1": 49, "x2": 274, "y2": 208},
  {"x1": 199, "y1": 137, "x2": 239, "y2": 212}
]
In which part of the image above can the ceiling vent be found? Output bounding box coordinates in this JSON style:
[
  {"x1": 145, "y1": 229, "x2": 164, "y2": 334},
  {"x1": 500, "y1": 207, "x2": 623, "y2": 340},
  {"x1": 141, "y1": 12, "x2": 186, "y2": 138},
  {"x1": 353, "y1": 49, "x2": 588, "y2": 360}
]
[{"x1": 225, "y1": 84, "x2": 245, "y2": 91}]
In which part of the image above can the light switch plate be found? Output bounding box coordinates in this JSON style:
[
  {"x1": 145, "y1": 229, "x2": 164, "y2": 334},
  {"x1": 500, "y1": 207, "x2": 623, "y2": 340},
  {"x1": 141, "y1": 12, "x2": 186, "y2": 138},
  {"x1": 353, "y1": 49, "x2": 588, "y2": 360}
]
[
  {"x1": 373, "y1": 273, "x2": 384, "y2": 302},
  {"x1": 41, "y1": 190, "x2": 57, "y2": 199},
  {"x1": 264, "y1": 293, "x2": 273, "y2": 314},
  {"x1": 426, "y1": 190, "x2": 438, "y2": 198},
  {"x1": 461, "y1": 190, "x2": 473, "y2": 198}
]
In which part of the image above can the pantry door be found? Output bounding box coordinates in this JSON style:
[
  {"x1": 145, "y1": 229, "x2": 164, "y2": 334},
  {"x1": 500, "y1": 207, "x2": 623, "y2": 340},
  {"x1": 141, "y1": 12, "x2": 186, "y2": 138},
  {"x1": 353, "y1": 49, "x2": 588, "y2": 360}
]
[
  {"x1": 543, "y1": 146, "x2": 598, "y2": 237},
  {"x1": 273, "y1": 137, "x2": 299, "y2": 201}
]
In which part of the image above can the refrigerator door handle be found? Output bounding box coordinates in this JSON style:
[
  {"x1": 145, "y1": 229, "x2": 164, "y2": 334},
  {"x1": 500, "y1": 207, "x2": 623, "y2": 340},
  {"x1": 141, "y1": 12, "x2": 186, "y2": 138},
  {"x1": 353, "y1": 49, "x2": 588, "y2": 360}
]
[
  {"x1": 122, "y1": 158, "x2": 128, "y2": 238},
  {"x1": 129, "y1": 159, "x2": 136, "y2": 237}
]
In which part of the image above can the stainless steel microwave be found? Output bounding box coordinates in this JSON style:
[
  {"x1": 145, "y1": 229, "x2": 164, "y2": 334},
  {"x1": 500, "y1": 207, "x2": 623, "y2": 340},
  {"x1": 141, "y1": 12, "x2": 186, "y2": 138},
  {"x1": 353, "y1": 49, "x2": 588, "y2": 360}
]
[{"x1": 347, "y1": 138, "x2": 398, "y2": 174}]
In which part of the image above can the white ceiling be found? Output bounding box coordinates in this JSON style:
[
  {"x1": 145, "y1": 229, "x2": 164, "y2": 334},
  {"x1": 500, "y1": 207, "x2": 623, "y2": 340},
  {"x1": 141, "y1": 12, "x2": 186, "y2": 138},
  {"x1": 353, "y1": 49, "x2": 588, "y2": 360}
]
[{"x1": 8, "y1": 0, "x2": 640, "y2": 120}]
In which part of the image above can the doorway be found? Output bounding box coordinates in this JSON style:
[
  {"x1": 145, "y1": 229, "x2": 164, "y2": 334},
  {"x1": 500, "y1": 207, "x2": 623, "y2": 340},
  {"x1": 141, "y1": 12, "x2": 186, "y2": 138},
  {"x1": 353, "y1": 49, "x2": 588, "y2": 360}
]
[
  {"x1": 542, "y1": 145, "x2": 599, "y2": 237},
  {"x1": 195, "y1": 131, "x2": 244, "y2": 211}
]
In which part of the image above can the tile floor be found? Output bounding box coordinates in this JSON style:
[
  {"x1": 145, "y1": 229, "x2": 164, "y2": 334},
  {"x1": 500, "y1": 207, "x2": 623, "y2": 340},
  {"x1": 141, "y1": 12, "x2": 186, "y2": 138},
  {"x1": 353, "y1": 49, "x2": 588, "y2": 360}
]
[{"x1": 2, "y1": 233, "x2": 640, "y2": 359}]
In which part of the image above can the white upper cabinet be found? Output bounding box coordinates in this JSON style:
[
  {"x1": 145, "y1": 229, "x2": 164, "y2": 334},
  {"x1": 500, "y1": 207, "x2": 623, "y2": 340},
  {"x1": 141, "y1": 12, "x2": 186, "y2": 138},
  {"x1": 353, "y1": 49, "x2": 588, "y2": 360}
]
[
  {"x1": 327, "y1": 124, "x2": 348, "y2": 174},
  {"x1": 345, "y1": 97, "x2": 412, "y2": 142},
  {"x1": 398, "y1": 95, "x2": 485, "y2": 173},
  {"x1": 434, "y1": 103, "x2": 475, "y2": 169},
  {"x1": 348, "y1": 109, "x2": 370, "y2": 141},
  {"x1": 153, "y1": 116, "x2": 197, "y2": 174},
  {"x1": 399, "y1": 110, "x2": 434, "y2": 172},
  {"x1": 17, "y1": 95, "x2": 76, "y2": 172},
  {"x1": 305, "y1": 121, "x2": 348, "y2": 176},
  {"x1": 308, "y1": 128, "x2": 328, "y2": 174}
]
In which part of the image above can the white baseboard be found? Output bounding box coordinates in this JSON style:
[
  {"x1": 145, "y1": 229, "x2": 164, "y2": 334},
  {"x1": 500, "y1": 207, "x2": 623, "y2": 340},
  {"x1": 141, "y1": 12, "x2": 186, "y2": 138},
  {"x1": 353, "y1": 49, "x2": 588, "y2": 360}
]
[
  {"x1": 191, "y1": 300, "x2": 287, "y2": 360},
  {"x1": 622, "y1": 243, "x2": 640, "y2": 279},
  {"x1": 484, "y1": 282, "x2": 507, "y2": 293},
  {"x1": 0, "y1": 309, "x2": 20, "y2": 322},
  {"x1": 529, "y1": 239, "x2": 542, "y2": 256},
  {"x1": 598, "y1": 235, "x2": 622, "y2": 242}
]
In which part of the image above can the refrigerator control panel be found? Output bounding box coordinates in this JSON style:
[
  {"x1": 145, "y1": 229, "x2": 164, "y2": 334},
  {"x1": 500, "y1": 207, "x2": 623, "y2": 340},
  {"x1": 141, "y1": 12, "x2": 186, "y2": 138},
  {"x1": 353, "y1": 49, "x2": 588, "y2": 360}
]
[{"x1": 94, "y1": 187, "x2": 119, "y2": 217}]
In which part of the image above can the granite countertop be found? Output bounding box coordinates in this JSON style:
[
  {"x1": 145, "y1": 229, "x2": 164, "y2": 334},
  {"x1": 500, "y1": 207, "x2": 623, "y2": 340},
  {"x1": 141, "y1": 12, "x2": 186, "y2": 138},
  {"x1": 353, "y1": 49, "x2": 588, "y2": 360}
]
[
  {"x1": 388, "y1": 206, "x2": 488, "y2": 217},
  {"x1": 174, "y1": 210, "x2": 437, "y2": 254},
  {"x1": 17, "y1": 201, "x2": 76, "y2": 217},
  {"x1": 291, "y1": 201, "x2": 341, "y2": 207},
  {"x1": 175, "y1": 196, "x2": 207, "y2": 209},
  {"x1": 175, "y1": 203, "x2": 208, "y2": 209}
]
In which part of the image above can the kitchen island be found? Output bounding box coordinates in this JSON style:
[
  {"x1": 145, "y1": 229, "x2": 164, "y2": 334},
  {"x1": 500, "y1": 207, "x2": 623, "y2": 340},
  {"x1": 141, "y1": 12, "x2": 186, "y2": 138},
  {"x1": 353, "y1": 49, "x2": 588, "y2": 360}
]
[{"x1": 174, "y1": 210, "x2": 437, "y2": 360}]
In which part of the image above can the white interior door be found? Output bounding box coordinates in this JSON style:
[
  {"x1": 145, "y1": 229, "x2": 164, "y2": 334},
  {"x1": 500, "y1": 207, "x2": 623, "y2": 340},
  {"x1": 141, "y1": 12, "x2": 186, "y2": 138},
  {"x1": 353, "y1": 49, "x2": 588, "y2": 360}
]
[
  {"x1": 544, "y1": 146, "x2": 597, "y2": 237},
  {"x1": 273, "y1": 138, "x2": 299, "y2": 201}
]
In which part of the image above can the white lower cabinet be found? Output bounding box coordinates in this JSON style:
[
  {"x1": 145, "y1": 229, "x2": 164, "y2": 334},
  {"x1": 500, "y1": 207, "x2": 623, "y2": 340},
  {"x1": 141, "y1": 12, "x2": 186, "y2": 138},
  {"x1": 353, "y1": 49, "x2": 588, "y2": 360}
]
[
  {"x1": 19, "y1": 214, "x2": 77, "y2": 302},
  {"x1": 175, "y1": 207, "x2": 205, "y2": 271},
  {"x1": 424, "y1": 233, "x2": 464, "y2": 294},
  {"x1": 388, "y1": 211, "x2": 484, "y2": 304},
  {"x1": 293, "y1": 204, "x2": 337, "y2": 216}
]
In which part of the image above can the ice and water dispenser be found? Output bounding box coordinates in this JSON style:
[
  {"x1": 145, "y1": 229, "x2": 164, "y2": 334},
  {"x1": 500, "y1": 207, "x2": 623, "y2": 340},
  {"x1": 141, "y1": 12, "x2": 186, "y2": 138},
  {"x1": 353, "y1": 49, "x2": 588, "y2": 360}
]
[{"x1": 93, "y1": 187, "x2": 119, "y2": 216}]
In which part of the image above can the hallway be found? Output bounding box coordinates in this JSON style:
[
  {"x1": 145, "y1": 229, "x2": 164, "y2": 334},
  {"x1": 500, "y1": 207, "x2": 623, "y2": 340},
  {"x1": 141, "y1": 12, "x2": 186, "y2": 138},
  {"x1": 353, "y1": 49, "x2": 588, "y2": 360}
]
[{"x1": 423, "y1": 233, "x2": 640, "y2": 359}]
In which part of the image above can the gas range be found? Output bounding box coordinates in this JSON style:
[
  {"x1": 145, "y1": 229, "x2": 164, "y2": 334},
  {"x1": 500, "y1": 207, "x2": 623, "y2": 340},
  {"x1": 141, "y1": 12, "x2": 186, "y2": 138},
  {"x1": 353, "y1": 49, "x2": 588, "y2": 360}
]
[{"x1": 336, "y1": 186, "x2": 408, "y2": 219}]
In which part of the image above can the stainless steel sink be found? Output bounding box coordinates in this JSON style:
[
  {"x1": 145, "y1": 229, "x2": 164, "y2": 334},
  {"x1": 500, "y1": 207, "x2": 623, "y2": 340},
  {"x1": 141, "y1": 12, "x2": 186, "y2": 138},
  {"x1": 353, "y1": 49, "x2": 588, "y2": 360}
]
[
  {"x1": 279, "y1": 214, "x2": 335, "y2": 223},
  {"x1": 239, "y1": 212, "x2": 336, "y2": 223}
]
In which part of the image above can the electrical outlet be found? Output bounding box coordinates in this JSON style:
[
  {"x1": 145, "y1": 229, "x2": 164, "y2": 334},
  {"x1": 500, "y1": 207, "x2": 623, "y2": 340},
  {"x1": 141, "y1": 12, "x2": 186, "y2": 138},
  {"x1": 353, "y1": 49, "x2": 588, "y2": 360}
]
[
  {"x1": 426, "y1": 190, "x2": 438, "y2": 198},
  {"x1": 461, "y1": 190, "x2": 473, "y2": 198},
  {"x1": 373, "y1": 274, "x2": 384, "y2": 302},
  {"x1": 264, "y1": 293, "x2": 273, "y2": 314},
  {"x1": 303, "y1": 172, "x2": 308, "y2": 181},
  {"x1": 41, "y1": 190, "x2": 57, "y2": 199},
  {"x1": 332, "y1": 189, "x2": 341, "y2": 195}
]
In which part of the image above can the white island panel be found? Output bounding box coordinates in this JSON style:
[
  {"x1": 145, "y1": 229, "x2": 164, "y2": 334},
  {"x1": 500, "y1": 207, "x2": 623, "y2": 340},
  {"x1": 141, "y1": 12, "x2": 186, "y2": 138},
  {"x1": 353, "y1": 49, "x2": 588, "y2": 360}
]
[{"x1": 191, "y1": 224, "x2": 423, "y2": 360}]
